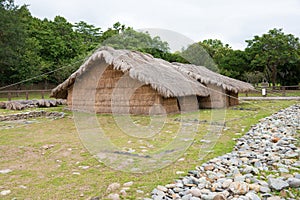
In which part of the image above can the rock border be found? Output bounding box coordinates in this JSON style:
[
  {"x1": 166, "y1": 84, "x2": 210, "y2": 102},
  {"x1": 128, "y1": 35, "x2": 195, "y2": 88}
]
[
  {"x1": 148, "y1": 104, "x2": 300, "y2": 200},
  {"x1": 0, "y1": 99, "x2": 66, "y2": 110},
  {"x1": 0, "y1": 110, "x2": 65, "y2": 121}
]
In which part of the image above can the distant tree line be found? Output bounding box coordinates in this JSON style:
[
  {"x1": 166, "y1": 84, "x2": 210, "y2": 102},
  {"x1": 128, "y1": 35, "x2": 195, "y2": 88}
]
[{"x1": 1, "y1": 0, "x2": 299, "y2": 89}]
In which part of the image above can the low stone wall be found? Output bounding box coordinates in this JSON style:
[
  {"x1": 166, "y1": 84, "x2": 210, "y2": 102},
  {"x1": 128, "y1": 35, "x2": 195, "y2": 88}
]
[
  {"x1": 0, "y1": 99, "x2": 66, "y2": 110},
  {"x1": 0, "y1": 111, "x2": 65, "y2": 121}
]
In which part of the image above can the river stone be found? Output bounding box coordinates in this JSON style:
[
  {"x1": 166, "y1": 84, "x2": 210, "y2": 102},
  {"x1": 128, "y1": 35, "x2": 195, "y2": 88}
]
[
  {"x1": 229, "y1": 182, "x2": 249, "y2": 195},
  {"x1": 268, "y1": 178, "x2": 289, "y2": 191},
  {"x1": 0, "y1": 190, "x2": 11, "y2": 196},
  {"x1": 201, "y1": 193, "x2": 216, "y2": 200},
  {"x1": 204, "y1": 165, "x2": 215, "y2": 171},
  {"x1": 106, "y1": 183, "x2": 121, "y2": 193},
  {"x1": 123, "y1": 181, "x2": 134, "y2": 187},
  {"x1": 190, "y1": 188, "x2": 201, "y2": 197},
  {"x1": 157, "y1": 185, "x2": 168, "y2": 192},
  {"x1": 213, "y1": 194, "x2": 226, "y2": 200},
  {"x1": 259, "y1": 186, "x2": 270, "y2": 193},
  {"x1": 0, "y1": 169, "x2": 12, "y2": 174},
  {"x1": 266, "y1": 196, "x2": 281, "y2": 200},
  {"x1": 246, "y1": 192, "x2": 260, "y2": 200},
  {"x1": 222, "y1": 179, "x2": 233, "y2": 189},
  {"x1": 278, "y1": 168, "x2": 289, "y2": 173},
  {"x1": 287, "y1": 177, "x2": 300, "y2": 188},
  {"x1": 107, "y1": 193, "x2": 120, "y2": 200},
  {"x1": 248, "y1": 184, "x2": 260, "y2": 192}
]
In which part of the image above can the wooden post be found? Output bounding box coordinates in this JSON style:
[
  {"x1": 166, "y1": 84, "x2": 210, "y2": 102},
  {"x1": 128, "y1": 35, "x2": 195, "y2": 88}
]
[
  {"x1": 41, "y1": 91, "x2": 44, "y2": 99},
  {"x1": 26, "y1": 91, "x2": 29, "y2": 100},
  {"x1": 282, "y1": 86, "x2": 286, "y2": 97},
  {"x1": 8, "y1": 92, "x2": 11, "y2": 101}
]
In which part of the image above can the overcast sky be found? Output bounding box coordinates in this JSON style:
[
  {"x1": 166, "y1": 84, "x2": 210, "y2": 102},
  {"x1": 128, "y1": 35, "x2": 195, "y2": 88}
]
[{"x1": 15, "y1": 0, "x2": 300, "y2": 50}]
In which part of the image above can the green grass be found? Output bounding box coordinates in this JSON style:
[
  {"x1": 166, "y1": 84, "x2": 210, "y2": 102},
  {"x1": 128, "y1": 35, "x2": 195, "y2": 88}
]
[{"x1": 0, "y1": 100, "x2": 298, "y2": 199}]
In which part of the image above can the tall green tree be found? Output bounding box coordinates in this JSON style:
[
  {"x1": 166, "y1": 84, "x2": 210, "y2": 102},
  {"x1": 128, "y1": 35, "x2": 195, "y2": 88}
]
[
  {"x1": 74, "y1": 21, "x2": 102, "y2": 51},
  {"x1": 181, "y1": 43, "x2": 219, "y2": 72},
  {"x1": 218, "y1": 49, "x2": 250, "y2": 79},
  {"x1": 245, "y1": 28, "x2": 300, "y2": 86},
  {"x1": 0, "y1": 0, "x2": 26, "y2": 86},
  {"x1": 102, "y1": 27, "x2": 170, "y2": 59}
]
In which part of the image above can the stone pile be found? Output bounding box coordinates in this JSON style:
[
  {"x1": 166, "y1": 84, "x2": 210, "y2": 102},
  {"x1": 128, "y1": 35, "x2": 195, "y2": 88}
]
[
  {"x1": 0, "y1": 99, "x2": 66, "y2": 110},
  {"x1": 149, "y1": 104, "x2": 300, "y2": 200},
  {"x1": 0, "y1": 110, "x2": 65, "y2": 121}
]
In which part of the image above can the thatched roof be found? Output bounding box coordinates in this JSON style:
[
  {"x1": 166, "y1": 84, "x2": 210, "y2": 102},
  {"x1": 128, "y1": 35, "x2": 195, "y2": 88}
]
[
  {"x1": 172, "y1": 63, "x2": 254, "y2": 93},
  {"x1": 51, "y1": 47, "x2": 209, "y2": 99}
]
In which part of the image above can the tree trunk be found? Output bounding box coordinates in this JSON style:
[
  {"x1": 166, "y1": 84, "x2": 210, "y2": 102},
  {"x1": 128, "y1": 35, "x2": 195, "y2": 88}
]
[{"x1": 271, "y1": 65, "x2": 277, "y2": 90}]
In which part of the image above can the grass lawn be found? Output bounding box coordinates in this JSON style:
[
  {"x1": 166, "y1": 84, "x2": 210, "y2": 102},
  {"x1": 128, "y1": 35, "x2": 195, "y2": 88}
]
[{"x1": 0, "y1": 100, "x2": 298, "y2": 199}]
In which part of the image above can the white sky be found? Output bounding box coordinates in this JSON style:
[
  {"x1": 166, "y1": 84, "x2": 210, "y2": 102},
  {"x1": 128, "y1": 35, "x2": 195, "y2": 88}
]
[{"x1": 15, "y1": 0, "x2": 300, "y2": 50}]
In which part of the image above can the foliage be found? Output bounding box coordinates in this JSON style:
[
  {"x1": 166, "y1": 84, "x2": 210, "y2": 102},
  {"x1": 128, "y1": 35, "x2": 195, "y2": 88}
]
[
  {"x1": 241, "y1": 71, "x2": 265, "y2": 86},
  {"x1": 0, "y1": 0, "x2": 26, "y2": 85},
  {"x1": 245, "y1": 28, "x2": 300, "y2": 86},
  {"x1": 0, "y1": 0, "x2": 299, "y2": 88},
  {"x1": 181, "y1": 43, "x2": 219, "y2": 72}
]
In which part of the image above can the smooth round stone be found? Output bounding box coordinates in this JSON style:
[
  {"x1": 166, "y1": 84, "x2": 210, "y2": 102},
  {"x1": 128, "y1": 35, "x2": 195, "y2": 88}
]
[
  {"x1": 222, "y1": 179, "x2": 233, "y2": 189},
  {"x1": 246, "y1": 192, "x2": 260, "y2": 200},
  {"x1": 173, "y1": 187, "x2": 183, "y2": 193},
  {"x1": 157, "y1": 185, "x2": 168, "y2": 192},
  {"x1": 268, "y1": 178, "x2": 289, "y2": 191},
  {"x1": 259, "y1": 186, "x2": 270, "y2": 193},
  {"x1": 204, "y1": 165, "x2": 215, "y2": 171},
  {"x1": 181, "y1": 194, "x2": 192, "y2": 200},
  {"x1": 234, "y1": 174, "x2": 245, "y2": 182},
  {"x1": 165, "y1": 184, "x2": 176, "y2": 189},
  {"x1": 0, "y1": 190, "x2": 11, "y2": 196},
  {"x1": 190, "y1": 197, "x2": 201, "y2": 200},
  {"x1": 123, "y1": 181, "x2": 134, "y2": 187},
  {"x1": 287, "y1": 177, "x2": 300, "y2": 188},
  {"x1": 201, "y1": 193, "x2": 216, "y2": 200},
  {"x1": 189, "y1": 188, "x2": 201, "y2": 197},
  {"x1": 248, "y1": 184, "x2": 260, "y2": 192},
  {"x1": 229, "y1": 182, "x2": 249, "y2": 195},
  {"x1": 266, "y1": 196, "x2": 281, "y2": 200},
  {"x1": 278, "y1": 168, "x2": 289, "y2": 173}
]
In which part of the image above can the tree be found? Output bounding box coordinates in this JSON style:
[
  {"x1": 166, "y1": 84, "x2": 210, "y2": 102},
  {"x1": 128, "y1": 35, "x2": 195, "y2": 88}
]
[
  {"x1": 245, "y1": 28, "x2": 300, "y2": 87},
  {"x1": 181, "y1": 43, "x2": 219, "y2": 72},
  {"x1": 102, "y1": 27, "x2": 170, "y2": 59},
  {"x1": 0, "y1": 0, "x2": 26, "y2": 85},
  {"x1": 218, "y1": 49, "x2": 250, "y2": 79},
  {"x1": 74, "y1": 21, "x2": 102, "y2": 51}
]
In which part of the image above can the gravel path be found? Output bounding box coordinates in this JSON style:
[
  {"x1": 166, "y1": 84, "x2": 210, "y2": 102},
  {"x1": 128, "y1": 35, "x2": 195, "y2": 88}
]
[
  {"x1": 239, "y1": 97, "x2": 300, "y2": 101},
  {"x1": 148, "y1": 104, "x2": 300, "y2": 200}
]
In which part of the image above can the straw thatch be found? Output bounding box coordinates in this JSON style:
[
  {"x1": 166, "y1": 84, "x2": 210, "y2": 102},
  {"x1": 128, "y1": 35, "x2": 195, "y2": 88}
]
[
  {"x1": 51, "y1": 47, "x2": 209, "y2": 99},
  {"x1": 172, "y1": 63, "x2": 254, "y2": 93},
  {"x1": 51, "y1": 47, "x2": 211, "y2": 114}
]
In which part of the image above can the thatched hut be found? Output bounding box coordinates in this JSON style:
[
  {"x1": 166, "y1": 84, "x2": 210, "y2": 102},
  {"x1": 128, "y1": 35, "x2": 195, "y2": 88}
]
[
  {"x1": 50, "y1": 47, "x2": 209, "y2": 114},
  {"x1": 171, "y1": 63, "x2": 254, "y2": 108}
]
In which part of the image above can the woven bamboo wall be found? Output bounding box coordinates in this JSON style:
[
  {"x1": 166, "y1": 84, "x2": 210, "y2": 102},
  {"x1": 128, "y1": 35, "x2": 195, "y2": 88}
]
[
  {"x1": 227, "y1": 91, "x2": 239, "y2": 106},
  {"x1": 199, "y1": 84, "x2": 227, "y2": 108},
  {"x1": 199, "y1": 84, "x2": 239, "y2": 108},
  {"x1": 177, "y1": 95, "x2": 199, "y2": 112},
  {"x1": 67, "y1": 64, "x2": 180, "y2": 114}
]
